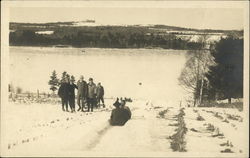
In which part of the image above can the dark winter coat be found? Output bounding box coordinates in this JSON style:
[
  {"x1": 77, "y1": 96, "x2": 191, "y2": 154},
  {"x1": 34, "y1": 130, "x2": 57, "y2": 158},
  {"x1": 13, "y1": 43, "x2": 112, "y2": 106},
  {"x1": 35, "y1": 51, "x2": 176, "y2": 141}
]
[
  {"x1": 123, "y1": 106, "x2": 132, "y2": 119},
  {"x1": 68, "y1": 83, "x2": 78, "y2": 97},
  {"x1": 58, "y1": 82, "x2": 70, "y2": 98},
  {"x1": 77, "y1": 80, "x2": 88, "y2": 98},
  {"x1": 110, "y1": 107, "x2": 131, "y2": 126},
  {"x1": 96, "y1": 86, "x2": 104, "y2": 97},
  {"x1": 87, "y1": 83, "x2": 96, "y2": 99}
]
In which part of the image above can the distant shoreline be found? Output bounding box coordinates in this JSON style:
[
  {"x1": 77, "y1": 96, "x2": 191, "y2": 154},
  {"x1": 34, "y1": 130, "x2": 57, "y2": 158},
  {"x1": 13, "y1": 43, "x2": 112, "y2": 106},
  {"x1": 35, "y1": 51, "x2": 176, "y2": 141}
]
[
  {"x1": 10, "y1": 23, "x2": 243, "y2": 51},
  {"x1": 9, "y1": 45, "x2": 201, "y2": 51}
]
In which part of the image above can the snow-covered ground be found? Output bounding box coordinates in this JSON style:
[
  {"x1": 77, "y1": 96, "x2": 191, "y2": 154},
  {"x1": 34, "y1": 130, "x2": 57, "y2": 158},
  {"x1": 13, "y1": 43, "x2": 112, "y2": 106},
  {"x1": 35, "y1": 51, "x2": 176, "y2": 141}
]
[
  {"x1": 175, "y1": 34, "x2": 227, "y2": 43},
  {"x1": 1, "y1": 99, "x2": 248, "y2": 157}
]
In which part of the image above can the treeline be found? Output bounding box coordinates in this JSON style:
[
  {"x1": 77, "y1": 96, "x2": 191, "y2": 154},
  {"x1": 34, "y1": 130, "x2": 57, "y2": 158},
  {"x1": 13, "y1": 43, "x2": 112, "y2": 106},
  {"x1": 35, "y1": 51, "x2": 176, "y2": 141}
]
[
  {"x1": 206, "y1": 37, "x2": 243, "y2": 103},
  {"x1": 179, "y1": 36, "x2": 243, "y2": 106},
  {"x1": 9, "y1": 26, "x2": 203, "y2": 49}
]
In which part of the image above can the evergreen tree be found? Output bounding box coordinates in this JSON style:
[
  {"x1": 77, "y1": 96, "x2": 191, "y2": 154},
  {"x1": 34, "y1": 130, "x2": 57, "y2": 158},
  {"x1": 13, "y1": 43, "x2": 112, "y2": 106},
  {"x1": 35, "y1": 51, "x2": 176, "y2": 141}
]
[
  {"x1": 48, "y1": 70, "x2": 59, "y2": 94},
  {"x1": 207, "y1": 37, "x2": 243, "y2": 103}
]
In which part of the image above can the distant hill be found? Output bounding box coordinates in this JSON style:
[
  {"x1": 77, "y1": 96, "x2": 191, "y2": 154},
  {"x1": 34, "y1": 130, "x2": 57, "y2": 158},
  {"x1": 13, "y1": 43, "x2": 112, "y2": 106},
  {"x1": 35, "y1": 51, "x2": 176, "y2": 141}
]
[
  {"x1": 10, "y1": 21, "x2": 242, "y2": 33},
  {"x1": 9, "y1": 21, "x2": 243, "y2": 49}
]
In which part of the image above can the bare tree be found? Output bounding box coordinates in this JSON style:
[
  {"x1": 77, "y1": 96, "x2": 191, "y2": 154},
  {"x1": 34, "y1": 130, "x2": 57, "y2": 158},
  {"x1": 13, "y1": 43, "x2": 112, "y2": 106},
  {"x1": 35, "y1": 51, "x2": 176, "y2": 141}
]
[{"x1": 178, "y1": 34, "x2": 215, "y2": 106}]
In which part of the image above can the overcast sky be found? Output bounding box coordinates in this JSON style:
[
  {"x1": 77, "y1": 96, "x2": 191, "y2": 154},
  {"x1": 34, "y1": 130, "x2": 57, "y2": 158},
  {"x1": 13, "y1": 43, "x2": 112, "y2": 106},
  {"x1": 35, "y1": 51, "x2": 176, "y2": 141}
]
[{"x1": 10, "y1": 7, "x2": 243, "y2": 30}]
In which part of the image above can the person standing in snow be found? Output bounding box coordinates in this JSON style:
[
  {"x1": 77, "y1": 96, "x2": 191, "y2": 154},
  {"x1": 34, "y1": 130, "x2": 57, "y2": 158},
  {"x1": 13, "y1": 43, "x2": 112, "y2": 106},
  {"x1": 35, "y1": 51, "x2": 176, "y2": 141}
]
[
  {"x1": 96, "y1": 82, "x2": 105, "y2": 108},
  {"x1": 87, "y1": 78, "x2": 96, "y2": 112},
  {"x1": 68, "y1": 77, "x2": 78, "y2": 113},
  {"x1": 77, "y1": 76, "x2": 88, "y2": 112},
  {"x1": 58, "y1": 78, "x2": 70, "y2": 112}
]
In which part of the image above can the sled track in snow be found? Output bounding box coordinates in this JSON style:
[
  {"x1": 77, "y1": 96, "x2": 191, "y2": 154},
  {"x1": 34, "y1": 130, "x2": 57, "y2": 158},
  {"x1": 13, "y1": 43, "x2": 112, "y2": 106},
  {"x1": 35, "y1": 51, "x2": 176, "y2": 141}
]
[
  {"x1": 85, "y1": 106, "x2": 137, "y2": 150},
  {"x1": 86, "y1": 124, "x2": 112, "y2": 150}
]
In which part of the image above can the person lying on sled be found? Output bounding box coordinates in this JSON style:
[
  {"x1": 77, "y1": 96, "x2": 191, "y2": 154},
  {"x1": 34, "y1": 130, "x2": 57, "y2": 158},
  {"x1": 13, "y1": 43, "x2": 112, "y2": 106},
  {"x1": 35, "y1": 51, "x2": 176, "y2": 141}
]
[{"x1": 110, "y1": 98, "x2": 131, "y2": 126}]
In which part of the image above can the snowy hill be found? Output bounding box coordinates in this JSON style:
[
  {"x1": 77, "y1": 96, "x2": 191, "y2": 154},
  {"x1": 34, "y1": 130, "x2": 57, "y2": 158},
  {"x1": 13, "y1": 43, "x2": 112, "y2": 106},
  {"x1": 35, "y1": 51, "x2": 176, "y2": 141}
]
[{"x1": 1, "y1": 99, "x2": 247, "y2": 157}]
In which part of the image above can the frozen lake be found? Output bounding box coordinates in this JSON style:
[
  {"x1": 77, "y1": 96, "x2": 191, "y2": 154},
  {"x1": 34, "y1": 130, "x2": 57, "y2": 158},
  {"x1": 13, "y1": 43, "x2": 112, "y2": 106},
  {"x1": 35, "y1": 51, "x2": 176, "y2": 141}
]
[{"x1": 10, "y1": 46, "x2": 188, "y2": 104}]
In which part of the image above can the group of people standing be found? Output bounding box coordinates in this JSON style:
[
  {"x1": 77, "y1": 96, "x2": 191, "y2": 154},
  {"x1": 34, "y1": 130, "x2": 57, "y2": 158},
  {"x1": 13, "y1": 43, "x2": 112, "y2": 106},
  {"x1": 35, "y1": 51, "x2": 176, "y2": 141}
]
[{"x1": 58, "y1": 76, "x2": 105, "y2": 112}]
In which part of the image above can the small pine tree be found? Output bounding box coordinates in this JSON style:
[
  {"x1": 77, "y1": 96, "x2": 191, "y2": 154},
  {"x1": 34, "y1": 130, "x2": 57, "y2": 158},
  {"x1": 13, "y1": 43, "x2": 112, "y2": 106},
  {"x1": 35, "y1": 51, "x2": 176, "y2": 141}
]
[{"x1": 48, "y1": 70, "x2": 59, "y2": 94}]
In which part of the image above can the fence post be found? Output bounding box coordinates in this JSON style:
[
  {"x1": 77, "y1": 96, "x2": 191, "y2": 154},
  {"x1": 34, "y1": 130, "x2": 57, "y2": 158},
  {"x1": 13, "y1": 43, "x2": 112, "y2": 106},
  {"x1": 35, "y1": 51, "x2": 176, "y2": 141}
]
[{"x1": 37, "y1": 90, "x2": 40, "y2": 98}]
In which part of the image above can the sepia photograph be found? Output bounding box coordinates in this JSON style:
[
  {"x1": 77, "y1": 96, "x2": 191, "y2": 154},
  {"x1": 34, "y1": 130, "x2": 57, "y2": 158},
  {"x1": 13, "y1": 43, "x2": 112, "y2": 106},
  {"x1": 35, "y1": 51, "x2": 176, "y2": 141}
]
[{"x1": 1, "y1": 1, "x2": 249, "y2": 157}]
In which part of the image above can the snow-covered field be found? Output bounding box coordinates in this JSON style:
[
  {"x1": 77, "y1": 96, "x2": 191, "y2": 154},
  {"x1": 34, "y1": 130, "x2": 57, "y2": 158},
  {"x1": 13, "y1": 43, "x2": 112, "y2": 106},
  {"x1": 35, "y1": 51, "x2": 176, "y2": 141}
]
[
  {"x1": 4, "y1": 47, "x2": 248, "y2": 157},
  {"x1": 1, "y1": 99, "x2": 248, "y2": 157}
]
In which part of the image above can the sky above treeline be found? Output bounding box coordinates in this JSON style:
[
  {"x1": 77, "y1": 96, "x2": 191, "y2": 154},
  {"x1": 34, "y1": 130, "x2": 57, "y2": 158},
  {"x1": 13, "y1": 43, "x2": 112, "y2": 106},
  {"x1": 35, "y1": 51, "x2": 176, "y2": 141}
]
[{"x1": 10, "y1": 7, "x2": 243, "y2": 30}]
